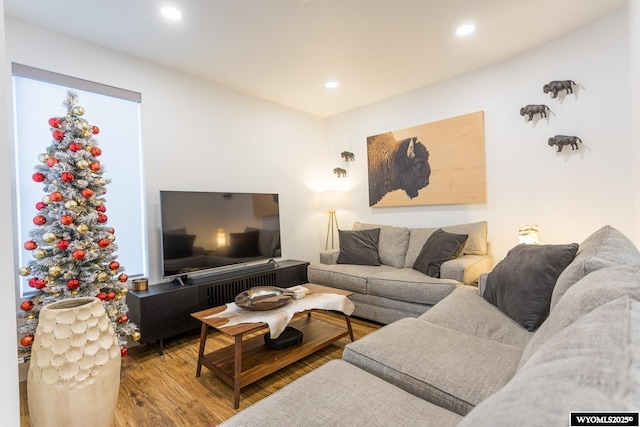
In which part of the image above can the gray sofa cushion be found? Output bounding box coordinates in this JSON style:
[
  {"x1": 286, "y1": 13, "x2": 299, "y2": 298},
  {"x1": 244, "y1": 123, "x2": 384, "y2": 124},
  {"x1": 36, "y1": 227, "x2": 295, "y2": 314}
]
[
  {"x1": 307, "y1": 263, "x2": 397, "y2": 294},
  {"x1": 336, "y1": 228, "x2": 381, "y2": 265},
  {"x1": 460, "y1": 296, "x2": 640, "y2": 427},
  {"x1": 419, "y1": 285, "x2": 533, "y2": 348},
  {"x1": 219, "y1": 360, "x2": 463, "y2": 427},
  {"x1": 412, "y1": 229, "x2": 468, "y2": 278},
  {"x1": 342, "y1": 317, "x2": 523, "y2": 416},
  {"x1": 550, "y1": 225, "x2": 640, "y2": 311},
  {"x1": 483, "y1": 243, "x2": 578, "y2": 332},
  {"x1": 404, "y1": 221, "x2": 488, "y2": 267},
  {"x1": 366, "y1": 268, "x2": 459, "y2": 305},
  {"x1": 354, "y1": 222, "x2": 410, "y2": 268},
  {"x1": 519, "y1": 264, "x2": 640, "y2": 369}
]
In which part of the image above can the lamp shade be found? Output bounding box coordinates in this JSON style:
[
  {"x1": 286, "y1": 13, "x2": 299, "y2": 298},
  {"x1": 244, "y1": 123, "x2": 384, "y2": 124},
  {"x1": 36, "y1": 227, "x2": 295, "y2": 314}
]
[
  {"x1": 319, "y1": 191, "x2": 347, "y2": 210},
  {"x1": 518, "y1": 224, "x2": 539, "y2": 245}
]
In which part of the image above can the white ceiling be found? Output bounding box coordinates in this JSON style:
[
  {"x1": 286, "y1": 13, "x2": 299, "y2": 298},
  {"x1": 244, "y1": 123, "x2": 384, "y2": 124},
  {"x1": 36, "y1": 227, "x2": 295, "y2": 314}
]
[{"x1": 3, "y1": 0, "x2": 627, "y2": 117}]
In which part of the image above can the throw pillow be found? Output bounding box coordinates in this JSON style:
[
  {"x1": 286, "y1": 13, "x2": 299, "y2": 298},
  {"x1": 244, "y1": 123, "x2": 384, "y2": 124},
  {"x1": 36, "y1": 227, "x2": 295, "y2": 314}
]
[
  {"x1": 483, "y1": 243, "x2": 579, "y2": 332},
  {"x1": 412, "y1": 229, "x2": 468, "y2": 278},
  {"x1": 336, "y1": 228, "x2": 381, "y2": 266},
  {"x1": 162, "y1": 233, "x2": 196, "y2": 259},
  {"x1": 228, "y1": 230, "x2": 261, "y2": 258}
]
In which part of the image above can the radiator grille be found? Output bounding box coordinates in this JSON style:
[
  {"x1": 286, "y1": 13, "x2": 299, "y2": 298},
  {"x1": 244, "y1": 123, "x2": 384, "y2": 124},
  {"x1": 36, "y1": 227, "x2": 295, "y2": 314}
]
[{"x1": 205, "y1": 271, "x2": 278, "y2": 307}]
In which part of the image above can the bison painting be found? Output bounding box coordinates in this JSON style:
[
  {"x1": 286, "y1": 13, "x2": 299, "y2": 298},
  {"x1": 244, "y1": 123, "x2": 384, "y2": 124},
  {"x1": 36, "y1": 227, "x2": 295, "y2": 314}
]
[
  {"x1": 333, "y1": 167, "x2": 347, "y2": 177},
  {"x1": 340, "y1": 151, "x2": 355, "y2": 162},
  {"x1": 548, "y1": 135, "x2": 582, "y2": 152},
  {"x1": 543, "y1": 80, "x2": 576, "y2": 98},
  {"x1": 367, "y1": 132, "x2": 431, "y2": 206},
  {"x1": 520, "y1": 104, "x2": 550, "y2": 121}
]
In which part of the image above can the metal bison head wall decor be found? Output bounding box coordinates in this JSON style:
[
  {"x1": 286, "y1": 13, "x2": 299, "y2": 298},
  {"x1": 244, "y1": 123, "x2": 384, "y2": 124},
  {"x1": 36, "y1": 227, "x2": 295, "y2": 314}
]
[{"x1": 367, "y1": 133, "x2": 431, "y2": 206}]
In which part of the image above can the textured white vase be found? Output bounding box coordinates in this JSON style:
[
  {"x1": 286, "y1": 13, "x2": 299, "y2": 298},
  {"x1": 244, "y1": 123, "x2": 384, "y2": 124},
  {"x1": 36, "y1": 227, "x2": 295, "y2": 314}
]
[{"x1": 27, "y1": 297, "x2": 121, "y2": 427}]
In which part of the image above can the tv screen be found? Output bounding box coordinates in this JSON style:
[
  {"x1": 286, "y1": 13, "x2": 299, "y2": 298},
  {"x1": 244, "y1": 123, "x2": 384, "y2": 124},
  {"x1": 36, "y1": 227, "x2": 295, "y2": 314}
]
[{"x1": 159, "y1": 191, "x2": 281, "y2": 278}]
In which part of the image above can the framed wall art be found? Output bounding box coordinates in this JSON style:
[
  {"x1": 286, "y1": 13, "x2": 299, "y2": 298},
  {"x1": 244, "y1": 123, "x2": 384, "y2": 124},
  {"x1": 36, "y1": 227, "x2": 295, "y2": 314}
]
[{"x1": 367, "y1": 111, "x2": 486, "y2": 207}]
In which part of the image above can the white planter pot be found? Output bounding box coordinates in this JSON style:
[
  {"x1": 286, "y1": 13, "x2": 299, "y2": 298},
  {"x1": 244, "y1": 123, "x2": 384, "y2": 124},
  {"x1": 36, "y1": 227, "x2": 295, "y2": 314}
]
[{"x1": 27, "y1": 297, "x2": 121, "y2": 427}]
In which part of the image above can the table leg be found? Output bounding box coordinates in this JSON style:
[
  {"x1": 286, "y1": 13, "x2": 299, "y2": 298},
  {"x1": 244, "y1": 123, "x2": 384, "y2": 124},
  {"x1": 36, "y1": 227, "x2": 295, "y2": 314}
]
[
  {"x1": 196, "y1": 323, "x2": 209, "y2": 377},
  {"x1": 233, "y1": 334, "x2": 243, "y2": 409},
  {"x1": 345, "y1": 315, "x2": 355, "y2": 342}
]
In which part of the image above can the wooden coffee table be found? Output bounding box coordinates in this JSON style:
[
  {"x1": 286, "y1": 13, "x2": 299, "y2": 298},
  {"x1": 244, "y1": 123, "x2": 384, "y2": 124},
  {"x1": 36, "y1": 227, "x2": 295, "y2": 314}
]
[{"x1": 191, "y1": 283, "x2": 354, "y2": 408}]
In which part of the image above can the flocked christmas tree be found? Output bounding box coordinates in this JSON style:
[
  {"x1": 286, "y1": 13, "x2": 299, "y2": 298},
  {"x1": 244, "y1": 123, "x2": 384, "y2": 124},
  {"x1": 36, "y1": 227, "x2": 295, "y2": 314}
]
[{"x1": 17, "y1": 91, "x2": 140, "y2": 360}]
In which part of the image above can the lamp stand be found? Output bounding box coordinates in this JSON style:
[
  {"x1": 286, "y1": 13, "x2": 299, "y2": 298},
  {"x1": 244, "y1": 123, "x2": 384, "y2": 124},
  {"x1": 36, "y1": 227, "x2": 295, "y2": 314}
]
[{"x1": 325, "y1": 209, "x2": 340, "y2": 250}]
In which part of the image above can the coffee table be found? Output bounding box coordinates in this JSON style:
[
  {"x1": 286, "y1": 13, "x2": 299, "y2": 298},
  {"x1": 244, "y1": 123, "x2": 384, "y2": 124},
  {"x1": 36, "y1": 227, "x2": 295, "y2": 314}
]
[{"x1": 191, "y1": 283, "x2": 354, "y2": 408}]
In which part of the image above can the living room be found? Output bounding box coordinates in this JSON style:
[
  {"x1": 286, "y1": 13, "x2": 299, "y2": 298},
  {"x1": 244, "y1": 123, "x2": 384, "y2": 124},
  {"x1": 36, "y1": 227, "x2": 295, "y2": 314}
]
[{"x1": 1, "y1": 1, "x2": 640, "y2": 424}]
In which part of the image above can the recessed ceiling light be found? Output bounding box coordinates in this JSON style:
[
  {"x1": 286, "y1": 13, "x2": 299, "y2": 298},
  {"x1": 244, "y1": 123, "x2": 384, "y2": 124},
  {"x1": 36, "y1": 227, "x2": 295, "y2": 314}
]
[
  {"x1": 161, "y1": 6, "x2": 183, "y2": 20},
  {"x1": 325, "y1": 81, "x2": 339, "y2": 89},
  {"x1": 456, "y1": 24, "x2": 475, "y2": 37}
]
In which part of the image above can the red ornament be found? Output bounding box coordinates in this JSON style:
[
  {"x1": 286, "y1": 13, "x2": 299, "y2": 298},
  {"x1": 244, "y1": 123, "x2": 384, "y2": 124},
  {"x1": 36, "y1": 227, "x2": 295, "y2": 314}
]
[
  {"x1": 89, "y1": 161, "x2": 101, "y2": 172},
  {"x1": 34, "y1": 279, "x2": 47, "y2": 289},
  {"x1": 20, "y1": 335, "x2": 34, "y2": 347},
  {"x1": 91, "y1": 126, "x2": 100, "y2": 135},
  {"x1": 32, "y1": 173, "x2": 46, "y2": 183},
  {"x1": 36, "y1": 202, "x2": 46, "y2": 210},
  {"x1": 96, "y1": 292, "x2": 108, "y2": 301},
  {"x1": 118, "y1": 274, "x2": 128, "y2": 283},
  {"x1": 20, "y1": 300, "x2": 34, "y2": 311},
  {"x1": 69, "y1": 142, "x2": 83, "y2": 152},
  {"x1": 57, "y1": 240, "x2": 70, "y2": 250},
  {"x1": 49, "y1": 191, "x2": 63, "y2": 202},
  {"x1": 118, "y1": 315, "x2": 129, "y2": 323},
  {"x1": 52, "y1": 130, "x2": 65, "y2": 141},
  {"x1": 109, "y1": 261, "x2": 120, "y2": 270},
  {"x1": 33, "y1": 215, "x2": 46, "y2": 225},
  {"x1": 46, "y1": 157, "x2": 59, "y2": 167},
  {"x1": 120, "y1": 347, "x2": 128, "y2": 357},
  {"x1": 60, "y1": 172, "x2": 74, "y2": 182},
  {"x1": 72, "y1": 250, "x2": 86, "y2": 260},
  {"x1": 24, "y1": 240, "x2": 37, "y2": 251},
  {"x1": 96, "y1": 205, "x2": 106, "y2": 213},
  {"x1": 98, "y1": 239, "x2": 110, "y2": 248},
  {"x1": 97, "y1": 214, "x2": 108, "y2": 223},
  {"x1": 107, "y1": 291, "x2": 116, "y2": 301},
  {"x1": 60, "y1": 215, "x2": 73, "y2": 225},
  {"x1": 67, "y1": 279, "x2": 80, "y2": 290},
  {"x1": 81, "y1": 188, "x2": 93, "y2": 198},
  {"x1": 90, "y1": 146, "x2": 102, "y2": 156},
  {"x1": 28, "y1": 278, "x2": 37, "y2": 288},
  {"x1": 48, "y1": 117, "x2": 61, "y2": 128},
  {"x1": 109, "y1": 228, "x2": 115, "y2": 234}
]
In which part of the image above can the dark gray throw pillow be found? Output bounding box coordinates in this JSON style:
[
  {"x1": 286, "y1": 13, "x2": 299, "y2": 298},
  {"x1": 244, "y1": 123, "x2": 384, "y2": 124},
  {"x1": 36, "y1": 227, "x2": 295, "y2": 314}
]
[
  {"x1": 163, "y1": 233, "x2": 196, "y2": 259},
  {"x1": 483, "y1": 243, "x2": 579, "y2": 331},
  {"x1": 336, "y1": 228, "x2": 381, "y2": 266},
  {"x1": 413, "y1": 229, "x2": 468, "y2": 278},
  {"x1": 228, "y1": 230, "x2": 261, "y2": 258}
]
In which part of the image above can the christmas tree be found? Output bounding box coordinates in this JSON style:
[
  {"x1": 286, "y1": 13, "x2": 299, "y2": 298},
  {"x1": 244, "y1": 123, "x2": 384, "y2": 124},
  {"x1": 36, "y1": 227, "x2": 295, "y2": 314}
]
[{"x1": 17, "y1": 91, "x2": 140, "y2": 359}]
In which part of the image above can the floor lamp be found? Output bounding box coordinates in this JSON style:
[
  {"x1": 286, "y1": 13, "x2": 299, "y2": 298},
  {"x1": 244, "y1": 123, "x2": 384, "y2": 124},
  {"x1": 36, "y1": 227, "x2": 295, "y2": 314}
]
[{"x1": 320, "y1": 191, "x2": 347, "y2": 250}]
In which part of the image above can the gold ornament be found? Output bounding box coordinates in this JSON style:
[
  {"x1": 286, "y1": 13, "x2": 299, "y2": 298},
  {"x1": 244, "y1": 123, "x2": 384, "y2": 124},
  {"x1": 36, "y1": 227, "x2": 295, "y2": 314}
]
[
  {"x1": 19, "y1": 267, "x2": 31, "y2": 276},
  {"x1": 77, "y1": 160, "x2": 90, "y2": 170},
  {"x1": 70, "y1": 290, "x2": 78, "y2": 296},
  {"x1": 26, "y1": 314, "x2": 35, "y2": 320},
  {"x1": 77, "y1": 224, "x2": 89, "y2": 234},
  {"x1": 42, "y1": 232, "x2": 57, "y2": 243},
  {"x1": 84, "y1": 144, "x2": 92, "y2": 151},
  {"x1": 107, "y1": 234, "x2": 116, "y2": 242},
  {"x1": 32, "y1": 249, "x2": 47, "y2": 259},
  {"x1": 64, "y1": 200, "x2": 78, "y2": 209},
  {"x1": 131, "y1": 331, "x2": 141, "y2": 342},
  {"x1": 38, "y1": 153, "x2": 47, "y2": 162},
  {"x1": 42, "y1": 195, "x2": 51, "y2": 204},
  {"x1": 48, "y1": 265, "x2": 62, "y2": 277},
  {"x1": 97, "y1": 272, "x2": 108, "y2": 282},
  {"x1": 119, "y1": 287, "x2": 129, "y2": 295},
  {"x1": 72, "y1": 106, "x2": 85, "y2": 116}
]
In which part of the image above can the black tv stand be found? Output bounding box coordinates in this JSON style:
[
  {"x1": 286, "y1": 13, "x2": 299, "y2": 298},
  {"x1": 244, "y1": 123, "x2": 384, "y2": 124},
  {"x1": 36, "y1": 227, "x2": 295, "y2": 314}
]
[
  {"x1": 186, "y1": 260, "x2": 276, "y2": 286},
  {"x1": 126, "y1": 259, "x2": 309, "y2": 354}
]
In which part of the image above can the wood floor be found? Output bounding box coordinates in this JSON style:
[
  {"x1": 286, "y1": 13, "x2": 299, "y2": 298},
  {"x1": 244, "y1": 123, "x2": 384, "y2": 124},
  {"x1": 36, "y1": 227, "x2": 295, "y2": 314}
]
[{"x1": 19, "y1": 312, "x2": 380, "y2": 426}]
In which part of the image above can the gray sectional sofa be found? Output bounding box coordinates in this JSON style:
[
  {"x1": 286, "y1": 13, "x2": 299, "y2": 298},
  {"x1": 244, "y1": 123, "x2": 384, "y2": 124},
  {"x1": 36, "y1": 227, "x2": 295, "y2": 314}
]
[
  {"x1": 308, "y1": 221, "x2": 493, "y2": 324},
  {"x1": 221, "y1": 225, "x2": 640, "y2": 426}
]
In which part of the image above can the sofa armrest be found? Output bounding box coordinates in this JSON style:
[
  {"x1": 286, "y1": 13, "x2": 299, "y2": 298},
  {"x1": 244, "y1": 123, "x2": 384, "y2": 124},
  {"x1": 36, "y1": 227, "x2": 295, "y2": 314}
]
[
  {"x1": 320, "y1": 249, "x2": 340, "y2": 265},
  {"x1": 441, "y1": 255, "x2": 493, "y2": 286}
]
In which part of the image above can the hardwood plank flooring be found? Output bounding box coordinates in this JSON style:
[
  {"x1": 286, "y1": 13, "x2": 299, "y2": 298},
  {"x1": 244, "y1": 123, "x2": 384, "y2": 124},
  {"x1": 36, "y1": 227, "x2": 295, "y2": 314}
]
[{"x1": 19, "y1": 312, "x2": 380, "y2": 426}]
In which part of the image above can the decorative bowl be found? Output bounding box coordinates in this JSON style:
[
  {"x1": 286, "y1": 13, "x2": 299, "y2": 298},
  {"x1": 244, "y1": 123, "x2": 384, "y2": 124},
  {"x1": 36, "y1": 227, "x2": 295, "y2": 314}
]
[{"x1": 235, "y1": 286, "x2": 293, "y2": 311}]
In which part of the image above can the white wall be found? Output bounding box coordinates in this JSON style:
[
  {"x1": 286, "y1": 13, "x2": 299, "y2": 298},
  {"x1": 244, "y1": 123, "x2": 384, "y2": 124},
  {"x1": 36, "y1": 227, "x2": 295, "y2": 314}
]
[
  {"x1": 0, "y1": 0, "x2": 22, "y2": 423},
  {"x1": 327, "y1": 6, "x2": 634, "y2": 262},
  {"x1": 4, "y1": 17, "x2": 329, "y2": 286}
]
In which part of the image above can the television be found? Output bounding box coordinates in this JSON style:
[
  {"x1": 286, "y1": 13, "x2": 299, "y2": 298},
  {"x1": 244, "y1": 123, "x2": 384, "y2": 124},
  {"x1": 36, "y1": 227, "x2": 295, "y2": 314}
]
[{"x1": 159, "y1": 190, "x2": 282, "y2": 281}]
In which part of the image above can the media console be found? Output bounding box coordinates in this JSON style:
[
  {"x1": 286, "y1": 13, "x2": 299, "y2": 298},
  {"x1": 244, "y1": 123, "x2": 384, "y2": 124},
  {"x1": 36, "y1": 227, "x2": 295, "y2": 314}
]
[{"x1": 126, "y1": 259, "x2": 309, "y2": 354}]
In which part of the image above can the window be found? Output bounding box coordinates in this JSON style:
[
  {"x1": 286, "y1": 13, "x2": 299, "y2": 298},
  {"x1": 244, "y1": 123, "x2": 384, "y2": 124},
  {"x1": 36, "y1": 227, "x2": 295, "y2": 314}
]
[{"x1": 12, "y1": 64, "x2": 148, "y2": 297}]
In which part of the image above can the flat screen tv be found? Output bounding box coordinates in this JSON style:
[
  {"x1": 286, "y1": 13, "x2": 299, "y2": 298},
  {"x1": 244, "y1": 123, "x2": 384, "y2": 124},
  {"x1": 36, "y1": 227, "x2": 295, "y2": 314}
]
[{"x1": 159, "y1": 190, "x2": 282, "y2": 280}]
